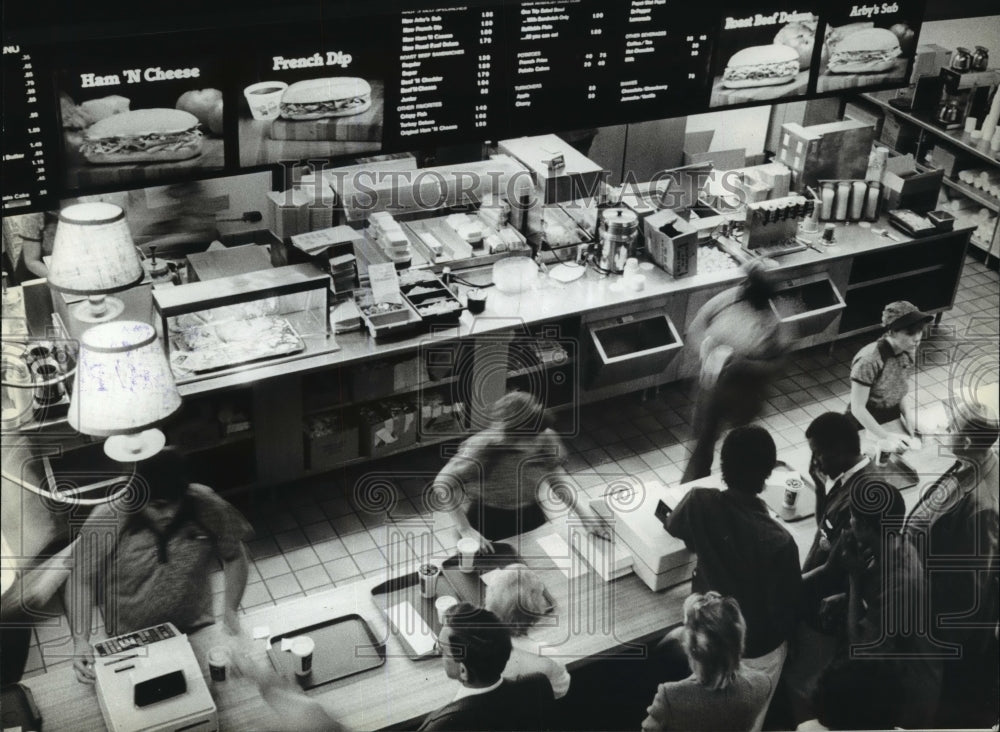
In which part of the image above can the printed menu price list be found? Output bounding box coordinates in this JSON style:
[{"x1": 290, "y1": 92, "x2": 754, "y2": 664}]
[
  {"x1": 506, "y1": 0, "x2": 618, "y2": 132},
  {"x1": 618, "y1": 0, "x2": 714, "y2": 114},
  {"x1": 393, "y1": 5, "x2": 502, "y2": 146},
  {"x1": 2, "y1": 46, "x2": 52, "y2": 213}
]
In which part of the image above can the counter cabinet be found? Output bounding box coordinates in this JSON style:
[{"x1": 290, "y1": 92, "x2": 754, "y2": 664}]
[{"x1": 19, "y1": 223, "x2": 973, "y2": 495}]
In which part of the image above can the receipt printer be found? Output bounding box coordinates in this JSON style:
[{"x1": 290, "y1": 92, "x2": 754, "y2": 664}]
[
  {"x1": 94, "y1": 623, "x2": 218, "y2": 732},
  {"x1": 596, "y1": 479, "x2": 696, "y2": 592}
]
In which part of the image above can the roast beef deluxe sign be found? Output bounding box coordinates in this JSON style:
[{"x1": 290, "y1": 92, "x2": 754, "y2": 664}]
[{"x1": 724, "y1": 10, "x2": 815, "y2": 29}]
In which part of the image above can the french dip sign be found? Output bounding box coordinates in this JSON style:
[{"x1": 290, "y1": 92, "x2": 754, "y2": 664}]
[{"x1": 271, "y1": 52, "x2": 354, "y2": 71}]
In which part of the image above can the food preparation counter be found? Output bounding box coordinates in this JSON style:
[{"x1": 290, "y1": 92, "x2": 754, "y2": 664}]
[{"x1": 19, "y1": 433, "x2": 961, "y2": 731}]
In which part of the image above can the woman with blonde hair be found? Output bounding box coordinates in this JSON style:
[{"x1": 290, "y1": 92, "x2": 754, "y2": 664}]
[
  {"x1": 484, "y1": 563, "x2": 570, "y2": 699},
  {"x1": 642, "y1": 592, "x2": 772, "y2": 731}
]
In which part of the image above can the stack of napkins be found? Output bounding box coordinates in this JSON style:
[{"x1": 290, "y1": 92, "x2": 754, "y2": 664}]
[
  {"x1": 368, "y1": 212, "x2": 411, "y2": 264},
  {"x1": 477, "y1": 195, "x2": 511, "y2": 231},
  {"x1": 573, "y1": 515, "x2": 634, "y2": 582},
  {"x1": 331, "y1": 298, "x2": 362, "y2": 334}
]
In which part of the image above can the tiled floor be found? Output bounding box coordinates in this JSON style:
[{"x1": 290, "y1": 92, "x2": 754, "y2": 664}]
[{"x1": 21, "y1": 256, "x2": 999, "y2": 678}]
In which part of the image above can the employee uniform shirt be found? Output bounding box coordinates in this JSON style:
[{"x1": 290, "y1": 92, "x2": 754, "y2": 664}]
[
  {"x1": 74, "y1": 484, "x2": 251, "y2": 635},
  {"x1": 666, "y1": 488, "x2": 802, "y2": 658},
  {"x1": 435, "y1": 429, "x2": 566, "y2": 510},
  {"x1": 850, "y1": 337, "x2": 913, "y2": 422},
  {"x1": 641, "y1": 665, "x2": 772, "y2": 732}
]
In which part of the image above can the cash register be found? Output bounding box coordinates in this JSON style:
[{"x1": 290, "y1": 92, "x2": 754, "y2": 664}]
[{"x1": 93, "y1": 623, "x2": 217, "y2": 732}]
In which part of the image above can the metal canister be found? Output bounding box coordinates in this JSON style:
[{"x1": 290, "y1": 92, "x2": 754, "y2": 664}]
[
  {"x1": 599, "y1": 208, "x2": 639, "y2": 274},
  {"x1": 951, "y1": 47, "x2": 973, "y2": 72},
  {"x1": 971, "y1": 46, "x2": 990, "y2": 72}
]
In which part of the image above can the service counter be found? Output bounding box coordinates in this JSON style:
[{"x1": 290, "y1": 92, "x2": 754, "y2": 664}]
[
  {"x1": 19, "y1": 434, "x2": 961, "y2": 732},
  {"x1": 12, "y1": 218, "x2": 972, "y2": 491}
]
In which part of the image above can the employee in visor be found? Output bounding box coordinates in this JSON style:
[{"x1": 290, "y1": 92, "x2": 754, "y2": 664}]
[{"x1": 848, "y1": 300, "x2": 933, "y2": 451}]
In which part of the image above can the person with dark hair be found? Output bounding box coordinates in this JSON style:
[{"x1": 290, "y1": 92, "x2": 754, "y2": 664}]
[
  {"x1": 435, "y1": 391, "x2": 607, "y2": 550},
  {"x1": 682, "y1": 261, "x2": 789, "y2": 482},
  {"x1": 66, "y1": 448, "x2": 252, "y2": 684},
  {"x1": 904, "y1": 396, "x2": 1000, "y2": 728},
  {"x1": 842, "y1": 481, "x2": 942, "y2": 729},
  {"x1": 848, "y1": 300, "x2": 933, "y2": 452},
  {"x1": 643, "y1": 592, "x2": 772, "y2": 732},
  {"x1": 665, "y1": 425, "x2": 800, "y2": 716},
  {"x1": 419, "y1": 603, "x2": 555, "y2": 731},
  {"x1": 797, "y1": 658, "x2": 903, "y2": 731}
]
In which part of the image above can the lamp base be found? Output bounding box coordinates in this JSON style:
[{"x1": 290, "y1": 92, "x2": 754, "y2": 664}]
[
  {"x1": 104, "y1": 429, "x2": 166, "y2": 462},
  {"x1": 71, "y1": 295, "x2": 125, "y2": 323}
]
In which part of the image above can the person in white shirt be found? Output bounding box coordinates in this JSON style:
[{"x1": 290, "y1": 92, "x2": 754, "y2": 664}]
[{"x1": 484, "y1": 563, "x2": 571, "y2": 699}]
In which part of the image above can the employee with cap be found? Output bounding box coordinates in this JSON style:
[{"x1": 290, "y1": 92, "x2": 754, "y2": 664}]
[{"x1": 848, "y1": 300, "x2": 933, "y2": 452}]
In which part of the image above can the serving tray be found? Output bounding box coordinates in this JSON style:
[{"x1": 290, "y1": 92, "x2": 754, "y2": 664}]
[
  {"x1": 440, "y1": 542, "x2": 556, "y2": 612},
  {"x1": 370, "y1": 572, "x2": 450, "y2": 661},
  {"x1": 267, "y1": 614, "x2": 385, "y2": 690}
]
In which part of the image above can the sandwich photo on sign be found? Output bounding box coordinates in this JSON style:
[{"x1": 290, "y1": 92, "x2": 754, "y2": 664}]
[
  {"x1": 814, "y1": 2, "x2": 922, "y2": 94},
  {"x1": 58, "y1": 44, "x2": 226, "y2": 191},
  {"x1": 238, "y1": 35, "x2": 387, "y2": 167},
  {"x1": 710, "y1": 4, "x2": 821, "y2": 108}
]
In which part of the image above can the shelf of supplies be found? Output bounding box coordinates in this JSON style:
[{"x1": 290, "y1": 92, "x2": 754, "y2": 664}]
[
  {"x1": 303, "y1": 376, "x2": 463, "y2": 418},
  {"x1": 304, "y1": 432, "x2": 463, "y2": 474},
  {"x1": 845, "y1": 264, "x2": 948, "y2": 291},
  {"x1": 941, "y1": 177, "x2": 1000, "y2": 212},
  {"x1": 507, "y1": 356, "x2": 576, "y2": 380},
  {"x1": 862, "y1": 92, "x2": 1000, "y2": 167}
]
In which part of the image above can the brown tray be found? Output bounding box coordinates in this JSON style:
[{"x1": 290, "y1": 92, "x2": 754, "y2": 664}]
[
  {"x1": 267, "y1": 614, "x2": 385, "y2": 690},
  {"x1": 760, "y1": 462, "x2": 817, "y2": 523},
  {"x1": 440, "y1": 542, "x2": 556, "y2": 612}
]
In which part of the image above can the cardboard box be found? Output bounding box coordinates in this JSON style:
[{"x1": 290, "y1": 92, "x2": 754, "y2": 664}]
[
  {"x1": 882, "y1": 155, "x2": 944, "y2": 212},
  {"x1": 644, "y1": 209, "x2": 698, "y2": 278},
  {"x1": 498, "y1": 135, "x2": 609, "y2": 204},
  {"x1": 266, "y1": 189, "x2": 311, "y2": 241},
  {"x1": 682, "y1": 130, "x2": 745, "y2": 171},
  {"x1": 304, "y1": 413, "x2": 360, "y2": 470},
  {"x1": 911, "y1": 44, "x2": 952, "y2": 83},
  {"x1": 777, "y1": 119, "x2": 874, "y2": 192},
  {"x1": 595, "y1": 479, "x2": 695, "y2": 592},
  {"x1": 359, "y1": 402, "x2": 417, "y2": 457},
  {"x1": 393, "y1": 356, "x2": 421, "y2": 392}
]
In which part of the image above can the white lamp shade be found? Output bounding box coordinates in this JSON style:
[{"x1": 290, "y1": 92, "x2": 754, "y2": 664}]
[
  {"x1": 69, "y1": 321, "x2": 181, "y2": 436},
  {"x1": 48, "y1": 202, "x2": 144, "y2": 296}
]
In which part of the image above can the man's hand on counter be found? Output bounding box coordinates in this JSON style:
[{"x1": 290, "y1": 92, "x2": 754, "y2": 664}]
[{"x1": 72, "y1": 637, "x2": 96, "y2": 684}]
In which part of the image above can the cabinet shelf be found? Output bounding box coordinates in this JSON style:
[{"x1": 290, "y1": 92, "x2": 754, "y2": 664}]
[
  {"x1": 845, "y1": 264, "x2": 948, "y2": 291},
  {"x1": 179, "y1": 431, "x2": 254, "y2": 455},
  {"x1": 941, "y1": 177, "x2": 999, "y2": 213}
]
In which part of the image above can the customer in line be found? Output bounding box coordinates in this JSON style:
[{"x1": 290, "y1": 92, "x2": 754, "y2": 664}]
[
  {"x1": 681, "y1": 261, "x2": 789, "y2": 482},
  {"x1": 642, "y1": 592, "x2": 771, "y2": 732},
  {"x1": 665, "y1": 425, "x2": 799, "y2": 726},
  {"x1": 434, "y1": 391, "x2": 607, "y2": 550},
  {"x1": 904, "y1": 395, "x2": 999, "y2": 728},
  {"x1": 782, "y1": 412, "x2": 901, "y2": 723},
  {"x1": 843, "y1": 480, "x2": 942, "y2": 729},
  {"x1": 848, "y1": 300, "x2": 932, "y2": 452},
  {"x1": 796, "y1": 658, "x2": 903, "y2": 731},
  {"x1": 66, "y1": 448, "x2": 252, "y2": 683},
  {"x1": 419, "y1": 602, "x2": 555, "y2": 731},
  {"x1": 484, "y1": 563, "x2": 570, "y2": 699}
]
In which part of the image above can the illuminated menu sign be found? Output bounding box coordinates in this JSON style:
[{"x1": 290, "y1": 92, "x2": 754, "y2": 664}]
[
  {"x1": 2, "y1": 45, "x2": 56, "y2": 213},
  {"x1": 388, "y1": 5, "x2": 502, "y2": 146}
]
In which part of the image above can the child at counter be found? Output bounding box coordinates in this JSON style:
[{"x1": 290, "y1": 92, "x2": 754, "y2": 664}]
[
  {"x1": 848, "y1": 300, "x2": 933, "y2": 452},
  {"x1": 434, "y1": 391, "x2": 608, "y2": 551}
]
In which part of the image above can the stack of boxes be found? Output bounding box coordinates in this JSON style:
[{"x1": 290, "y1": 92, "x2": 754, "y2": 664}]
[{"x1": 368, "y1": 212, "x2": 412, "y2": 267}]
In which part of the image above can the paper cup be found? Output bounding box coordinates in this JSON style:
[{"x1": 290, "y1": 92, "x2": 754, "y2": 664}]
[
  {"x1": 419, "y1": 563, "x2": 441, "y2": 599},
  {"x1": 244, "y1": 81, "x2": 288, "y2": 121},
  {"x1": 457, "y1": 537, "x2": 479, "y2": 573},
  {"x1": 782, "y1": 479, "x2": 802, "y2": 509},
  {"x1": 291, "y1": 636, "x2": 315, "y2": 677},
  {"x1": 876, "y1": 439, "x2": 892, "y2": 466},
  {"x1": 435, "y1": 595, "x2": 458, "y2": 623},
  {"x1": 208, "y1": 646, "x2": 229, "y2": 682}
]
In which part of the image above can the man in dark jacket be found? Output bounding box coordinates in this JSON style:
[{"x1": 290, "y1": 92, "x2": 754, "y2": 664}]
[{"x1": 420, "y1": 603, "x2": 555, "y2": 731}]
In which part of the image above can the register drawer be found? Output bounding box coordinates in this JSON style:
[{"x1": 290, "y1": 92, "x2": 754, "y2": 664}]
[
  {"x1": 769, "y1": 272, "x2": 845, "y2": 338},
  {"x1": 585, "y1": 312, "x2": 683, "y2": 388}
]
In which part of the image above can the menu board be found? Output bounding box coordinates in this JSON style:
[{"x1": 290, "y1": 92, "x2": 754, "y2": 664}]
[
  {"x1": 386, "y1": 5, "x2": 503, "y2": 148},
  {"x1": 502, "y1": 0, "x2": 716, "y2": 132},
  {"x1": 237, "y1": 23, "x2": 392, "y2": 167},
  {"x1": 55, "y1": 37, "x2": 229, "y2": 192},
  {"x1": 2, "y1": 45, "x2": 58, "y2": 213},
  {"x1": 814, "y1": 1, "x2": 922, "y2": 94},
  {"x1": 709, "y1": 3, "x2": 821, "y2": 108}
]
